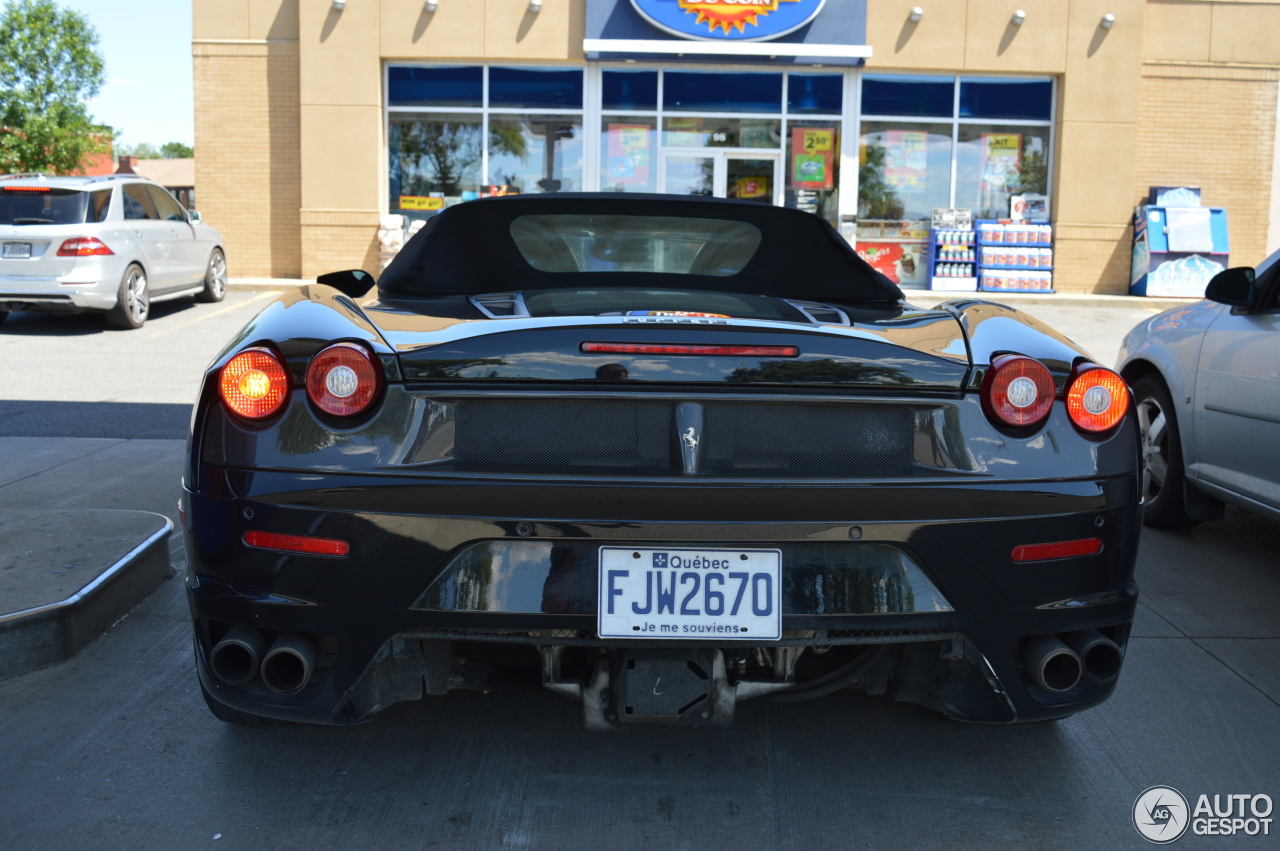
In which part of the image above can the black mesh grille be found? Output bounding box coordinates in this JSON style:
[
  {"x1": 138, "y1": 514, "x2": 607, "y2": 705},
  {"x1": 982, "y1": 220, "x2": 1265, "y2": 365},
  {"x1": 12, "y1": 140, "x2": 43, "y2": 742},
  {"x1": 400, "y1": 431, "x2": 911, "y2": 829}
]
[
  {"x1": 703, "y1": 402, "x2": 914, "y2": 475},
  {"x1": 451, "y1": 398, "x2": 915, "y2": 477},
  {"x1": 455, "y1": 398, "x2": 673, "y2": 471}
]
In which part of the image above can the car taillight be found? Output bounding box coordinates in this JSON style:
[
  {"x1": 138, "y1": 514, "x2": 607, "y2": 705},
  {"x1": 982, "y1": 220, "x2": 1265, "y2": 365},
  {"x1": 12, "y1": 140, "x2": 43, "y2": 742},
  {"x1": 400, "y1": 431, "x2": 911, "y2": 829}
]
[
  {"x1": 3, "y1": 185, "x2": 49, "y2": 192},
  {"x1": 1066, "y1": 365, "x2": 1129, "y2": 432},
  {"x1": 306, "y1": 342, "x2": 381, "y2": 416},
  {"x1": 220, "y1": 348, "x2": 290, "y2": 420},
  {"x1": 57, "y1": 237, "x2": 114, "y2": 256},
  {"x1": 981, "y1": 355, "x2": 1055, "y2": 427},
  {"x1": 243, "y1": 530, "x2": 350, "y2": 557}
]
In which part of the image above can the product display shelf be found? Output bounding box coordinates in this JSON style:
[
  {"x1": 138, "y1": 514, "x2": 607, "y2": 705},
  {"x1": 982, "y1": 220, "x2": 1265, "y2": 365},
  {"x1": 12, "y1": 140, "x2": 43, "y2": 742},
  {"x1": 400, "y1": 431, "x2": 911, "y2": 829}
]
[
  {"x1": 976, "y1": 219, "x2": 1055, "y2": 294},
  {"x1": 928, "y1": 226, "x2": 978, "y2": 292}
]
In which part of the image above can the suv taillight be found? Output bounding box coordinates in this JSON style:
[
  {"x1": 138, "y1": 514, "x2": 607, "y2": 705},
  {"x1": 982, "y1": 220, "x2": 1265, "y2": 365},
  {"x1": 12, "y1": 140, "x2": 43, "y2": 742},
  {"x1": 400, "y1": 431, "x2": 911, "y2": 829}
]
[
  {"x1": 57, "y1": 237, "x2": 114, "y2": 256},
  {"x1": 306, "y1": 343, "x2": 381, "y2": 417}
]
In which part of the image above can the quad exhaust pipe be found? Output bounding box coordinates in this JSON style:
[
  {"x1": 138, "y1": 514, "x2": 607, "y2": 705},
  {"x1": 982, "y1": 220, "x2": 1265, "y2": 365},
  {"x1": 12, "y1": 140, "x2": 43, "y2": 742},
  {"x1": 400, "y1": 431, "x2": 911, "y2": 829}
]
[
  {"x1": 209, "y1": 627, "x2": 316, "y2": 695},
  {"x1": 210, "y1": 626, "x2": 265, "y2": 686},
  {"x1": 260, "y1": 632, "x2": 316, "y2": 695},
  {"x1": 1067, "y1": 630, "x2": 1123, "y2": 684},
  {"x1": 1023, "y1": 630, "x2": 1123, "y2": 693}
]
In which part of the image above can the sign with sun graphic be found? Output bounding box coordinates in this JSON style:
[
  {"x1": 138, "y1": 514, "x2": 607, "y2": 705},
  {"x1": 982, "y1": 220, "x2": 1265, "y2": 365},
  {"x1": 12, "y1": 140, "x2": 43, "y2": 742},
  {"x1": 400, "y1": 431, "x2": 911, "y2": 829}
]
[{"x1": 630, "y1": 0, "x2": 827, "y2": 41}]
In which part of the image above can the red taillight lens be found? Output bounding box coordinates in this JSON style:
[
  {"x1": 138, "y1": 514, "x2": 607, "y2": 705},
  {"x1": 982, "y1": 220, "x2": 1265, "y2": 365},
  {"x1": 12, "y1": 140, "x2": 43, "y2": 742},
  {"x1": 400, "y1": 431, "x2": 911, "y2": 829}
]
[
  {"x1": 1012, "y1": 538, "x2": 1103, "y2": 562},
  {"x1": 220, "y1": 348, "x2": 290, "y2": 420},
  {"x1": 306, "y1": 342, "x2": 381, "y2": 417},
  {"x1": 243, "y1": 530, "x2": 350, "y2": 557},
  {"x1": 581, "y1": 342, "x2": 800, "y2": 357},
  {"x1": 982, "y1": 355, "x2": 1055, "y2": 427},
  {"x1": 1066, "y1": 365, "x2": 1129, "y2": 432},
  {"x1": 57, "y1": 237, "x2": 114, "y2": 256}
]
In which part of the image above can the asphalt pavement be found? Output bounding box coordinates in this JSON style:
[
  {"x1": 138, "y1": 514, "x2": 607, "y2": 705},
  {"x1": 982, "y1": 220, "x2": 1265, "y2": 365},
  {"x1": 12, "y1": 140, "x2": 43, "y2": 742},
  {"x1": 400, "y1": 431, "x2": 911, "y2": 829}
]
[{"x1": 2, "y1": 284, "x2": 1277, "y2": 849}]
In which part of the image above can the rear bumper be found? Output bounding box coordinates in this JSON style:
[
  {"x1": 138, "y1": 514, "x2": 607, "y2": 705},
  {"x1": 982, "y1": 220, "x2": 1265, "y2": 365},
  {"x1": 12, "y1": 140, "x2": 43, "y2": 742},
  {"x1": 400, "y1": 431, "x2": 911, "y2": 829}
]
[
  {"x1": 185, "y1": 468, "x2": 1141, "y2": 726},
  {"x1": 0, "y1": 265, "x2": 122, "y2": 312}
]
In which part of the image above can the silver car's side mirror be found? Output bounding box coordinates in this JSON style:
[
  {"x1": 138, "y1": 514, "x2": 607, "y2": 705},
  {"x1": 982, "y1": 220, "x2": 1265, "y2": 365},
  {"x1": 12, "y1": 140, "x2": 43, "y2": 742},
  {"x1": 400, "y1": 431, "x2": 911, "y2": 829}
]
[
  {"x1": 188, "y1": 209, "x2": 203, "y2": 223},
  {"x1": 1205, "y1": 266, "x2": 1255, "y2": 308}
]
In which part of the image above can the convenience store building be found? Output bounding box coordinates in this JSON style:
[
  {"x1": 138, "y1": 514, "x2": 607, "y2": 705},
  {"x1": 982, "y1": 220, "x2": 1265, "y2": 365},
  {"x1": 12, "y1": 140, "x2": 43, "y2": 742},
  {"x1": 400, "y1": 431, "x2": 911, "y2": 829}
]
[{"x1": 193, "y1": 0, "x2": 1280, "y2": 294}]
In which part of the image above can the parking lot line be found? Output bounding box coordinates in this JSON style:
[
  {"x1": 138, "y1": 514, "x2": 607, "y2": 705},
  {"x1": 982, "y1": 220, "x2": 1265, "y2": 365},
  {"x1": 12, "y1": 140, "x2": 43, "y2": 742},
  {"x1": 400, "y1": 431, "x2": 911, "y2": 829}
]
[{"x1": 142, "y1": 290, "x2": 275, "y2": 340}]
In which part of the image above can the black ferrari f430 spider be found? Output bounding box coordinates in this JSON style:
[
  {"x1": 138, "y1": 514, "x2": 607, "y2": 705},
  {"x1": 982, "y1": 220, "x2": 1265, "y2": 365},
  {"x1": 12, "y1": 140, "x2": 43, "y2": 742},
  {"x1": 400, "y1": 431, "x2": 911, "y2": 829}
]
[{"x1": 184, "y1": 194, "x2": 1139, "y2": 730}]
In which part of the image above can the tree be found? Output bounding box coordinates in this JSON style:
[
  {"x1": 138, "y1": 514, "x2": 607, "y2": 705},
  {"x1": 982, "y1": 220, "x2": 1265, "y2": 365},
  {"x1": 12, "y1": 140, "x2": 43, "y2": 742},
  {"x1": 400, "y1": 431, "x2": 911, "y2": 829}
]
[
  {"x1": 161, "y1": 141, "x2": 193, "y2": 159},
  {"x1": 116, "y1": 141, "x2": 161, "y2": 160},
  {"x1": 0, "y1": 0, "x2": 107, "y2": 174}
]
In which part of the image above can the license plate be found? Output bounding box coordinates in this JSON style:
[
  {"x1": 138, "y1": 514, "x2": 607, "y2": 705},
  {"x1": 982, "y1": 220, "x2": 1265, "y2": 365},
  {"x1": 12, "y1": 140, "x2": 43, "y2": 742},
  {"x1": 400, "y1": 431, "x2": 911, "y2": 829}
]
[
  {"x1": 3, "y1": 242, "x2": 31, "y2": 259},
  {"x1": 598, "y1": 546, "x2": 782, "y2": 640}
]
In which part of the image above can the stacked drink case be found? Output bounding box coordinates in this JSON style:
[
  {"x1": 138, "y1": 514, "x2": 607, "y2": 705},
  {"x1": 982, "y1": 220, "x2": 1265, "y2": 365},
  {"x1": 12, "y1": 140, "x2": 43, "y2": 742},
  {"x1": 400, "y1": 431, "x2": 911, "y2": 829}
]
[
  {"x1": 929, "y1": 227, "x2": 978, "y2": 292},
  {"x1": 976, "y1": 221, "x2": 1054, "y2": 293}
]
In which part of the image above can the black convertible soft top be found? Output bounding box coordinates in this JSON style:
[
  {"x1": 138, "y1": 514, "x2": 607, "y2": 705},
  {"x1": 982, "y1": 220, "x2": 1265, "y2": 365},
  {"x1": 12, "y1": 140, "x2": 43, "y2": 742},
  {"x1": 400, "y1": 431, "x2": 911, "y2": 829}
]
[{"x1": 378, "y1": 193, "x2": 903, "y2": 304}]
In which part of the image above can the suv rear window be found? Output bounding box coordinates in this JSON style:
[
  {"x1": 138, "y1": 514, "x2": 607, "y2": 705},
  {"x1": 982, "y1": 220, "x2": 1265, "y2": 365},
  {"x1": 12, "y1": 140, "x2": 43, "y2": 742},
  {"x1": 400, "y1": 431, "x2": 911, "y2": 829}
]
[{"x1": 0, "y1": 187, "x2": 111, "y2": 225}]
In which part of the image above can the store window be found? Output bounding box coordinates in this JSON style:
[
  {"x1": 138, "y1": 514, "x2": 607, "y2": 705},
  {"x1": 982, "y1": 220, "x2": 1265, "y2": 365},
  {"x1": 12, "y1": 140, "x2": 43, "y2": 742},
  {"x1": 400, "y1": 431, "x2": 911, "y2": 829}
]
[
  {"x1": 387, "y1": 65, "x2": 584, "y2": 221},
  {"x1": 857, "y1": 74, "x2": 1053, "y2": 287},
  {"x1": 597, "y1": 68, "x2": 843, "y2": 225}
]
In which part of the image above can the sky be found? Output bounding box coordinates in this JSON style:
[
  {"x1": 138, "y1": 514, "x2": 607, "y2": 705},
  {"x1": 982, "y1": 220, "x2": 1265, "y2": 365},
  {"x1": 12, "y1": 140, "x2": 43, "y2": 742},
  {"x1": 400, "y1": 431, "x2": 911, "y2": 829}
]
[{"x1": 57, "y1": 0, "x2": 194, "y2": 150}]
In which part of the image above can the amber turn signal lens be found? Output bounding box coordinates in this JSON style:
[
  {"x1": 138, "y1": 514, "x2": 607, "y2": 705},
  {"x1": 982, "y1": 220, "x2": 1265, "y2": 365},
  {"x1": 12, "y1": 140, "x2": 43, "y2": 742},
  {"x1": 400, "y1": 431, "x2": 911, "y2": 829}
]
[
  {"x1": 220, "y1": 348, "x2": 289, "y2": 419},
  {"x1": 1067, "y1": 366, "x2": 1128, "y2": 432},
  {"x1": 306, "y1": 342, "x2": 381, "y2": 417},
  {"x1": 982, "y1": 355, "x2": 1055, "y2": 427}
]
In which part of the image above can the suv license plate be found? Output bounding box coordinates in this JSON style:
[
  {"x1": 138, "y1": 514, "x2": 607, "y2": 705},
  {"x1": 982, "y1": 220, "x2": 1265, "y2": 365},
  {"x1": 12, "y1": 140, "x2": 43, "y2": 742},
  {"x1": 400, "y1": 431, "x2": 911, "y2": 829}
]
[
  {"x1": 3, "y1": 242, "x2": 31, "y2": 259},
  {"x1": 598, "y1": 546, "x2": 781, "y2": 641}
]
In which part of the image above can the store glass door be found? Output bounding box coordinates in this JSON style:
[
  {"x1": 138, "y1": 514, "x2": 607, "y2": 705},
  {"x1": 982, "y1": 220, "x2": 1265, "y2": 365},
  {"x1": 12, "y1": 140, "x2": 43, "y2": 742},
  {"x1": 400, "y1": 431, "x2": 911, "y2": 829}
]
[{"x1": 660, "y1": 152, "x2": 780, "y2": 204}]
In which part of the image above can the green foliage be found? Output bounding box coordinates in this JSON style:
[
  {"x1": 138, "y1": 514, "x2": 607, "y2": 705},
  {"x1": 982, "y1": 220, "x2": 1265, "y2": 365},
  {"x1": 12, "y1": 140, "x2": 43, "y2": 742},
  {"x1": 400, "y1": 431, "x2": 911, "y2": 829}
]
[
  {"x1": 116, "y1": 141, "x2": 161, "y2": 160},
  {"x1": 857, "y1": 142, "x2": 903, "y2": 220},
  {"x1": 161, "y1": 141, "x2": 193, "y2": 159},
  {"x1": 0, "y1": 0, "x2": 107, "y2": 174}
]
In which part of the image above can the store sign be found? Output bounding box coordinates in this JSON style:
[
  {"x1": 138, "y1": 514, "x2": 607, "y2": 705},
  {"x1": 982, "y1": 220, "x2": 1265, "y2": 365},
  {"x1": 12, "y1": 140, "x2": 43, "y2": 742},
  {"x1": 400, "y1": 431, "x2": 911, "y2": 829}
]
[
  {"x1": 791, "y1": 127, "x2": 834, "y2": 190},
  {"x1": 630, "y1": 0, "x2": 826, "y2": 41},
  {"x1": 399, "y1": 195, "x2": 444, "y2": 211}
]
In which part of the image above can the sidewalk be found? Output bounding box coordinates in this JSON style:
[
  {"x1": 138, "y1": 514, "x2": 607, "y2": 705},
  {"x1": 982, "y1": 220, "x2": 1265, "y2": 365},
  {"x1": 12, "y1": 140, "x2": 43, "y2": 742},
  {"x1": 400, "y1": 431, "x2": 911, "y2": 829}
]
[{"x1": 0, "y1": 438, "x2": 184, "y2": 679}]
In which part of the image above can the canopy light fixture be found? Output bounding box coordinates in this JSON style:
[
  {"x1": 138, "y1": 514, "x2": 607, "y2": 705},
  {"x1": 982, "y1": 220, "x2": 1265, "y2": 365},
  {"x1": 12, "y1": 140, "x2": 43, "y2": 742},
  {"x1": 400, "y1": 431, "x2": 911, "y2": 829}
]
[
  {"x1": 909, "y1": 6, "x2": 923, "y2": 23},
  {"x1": 424, "y1": 0, "x2": 437, "y2": 11},
  {"x1": 332, "y1": 0, "x2": 345, "y2": 10},
  {"x1": 1012, "y1": 9, "x2": 1026, "y2": 25},
  {"x1": 528, "y1": 0, "x2": 542, "y2": 12},
  {"x1": 1101, "y1": 13, "x2": 1116, "y2": 28}
]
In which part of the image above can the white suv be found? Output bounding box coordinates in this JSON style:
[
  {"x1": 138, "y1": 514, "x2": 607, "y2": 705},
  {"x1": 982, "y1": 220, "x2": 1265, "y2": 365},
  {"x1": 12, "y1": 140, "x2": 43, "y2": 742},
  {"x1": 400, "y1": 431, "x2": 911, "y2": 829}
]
[{"x1": 0, "y1": 173, "x2": 227, "y2": 329}]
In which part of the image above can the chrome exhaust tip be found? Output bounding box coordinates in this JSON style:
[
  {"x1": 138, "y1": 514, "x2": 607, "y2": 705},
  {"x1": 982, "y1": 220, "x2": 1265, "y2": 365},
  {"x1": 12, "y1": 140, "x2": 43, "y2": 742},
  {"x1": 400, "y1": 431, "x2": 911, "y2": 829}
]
[
  {"x1": 1066, "y1": 630, "x2": 1123, "y2": 685},
  {"x1": 260, "y1": 632, "x2": 316, "y2": 696},
  {"x1": 1023, "y1": 635, "x2": 1082, "y2": 693},
  {"x1": 210, "y1": 626, "x2": 265, "y2": 686}
]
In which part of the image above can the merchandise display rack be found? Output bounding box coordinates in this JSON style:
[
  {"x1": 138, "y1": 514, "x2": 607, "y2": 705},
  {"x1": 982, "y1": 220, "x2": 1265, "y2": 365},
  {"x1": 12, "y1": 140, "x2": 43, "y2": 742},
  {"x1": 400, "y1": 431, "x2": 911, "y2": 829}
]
[
  {"x1": 976, "y1": 219, "x2": 1054, "y2": 293},
  {"x1": 928, "y1": 226, "x2": 978, "y2": 292}
]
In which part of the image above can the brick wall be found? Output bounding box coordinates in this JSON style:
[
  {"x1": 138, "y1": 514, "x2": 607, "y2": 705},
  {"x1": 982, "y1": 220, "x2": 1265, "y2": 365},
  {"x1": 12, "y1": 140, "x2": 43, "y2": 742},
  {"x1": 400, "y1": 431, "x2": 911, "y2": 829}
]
[
  {"x1": 1135, "y1": 63, "x2": 1279, "y2": 269},
  {"x1": 193, "y1": 42, "x2": 301, "y2": 278}
]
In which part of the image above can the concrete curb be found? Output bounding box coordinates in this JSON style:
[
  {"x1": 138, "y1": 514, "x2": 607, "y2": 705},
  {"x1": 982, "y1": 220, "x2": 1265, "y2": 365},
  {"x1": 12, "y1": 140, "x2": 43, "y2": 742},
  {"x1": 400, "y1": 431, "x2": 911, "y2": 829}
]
[{"x1": 0, "y1": 512, "x2": 174, "y2": 679}]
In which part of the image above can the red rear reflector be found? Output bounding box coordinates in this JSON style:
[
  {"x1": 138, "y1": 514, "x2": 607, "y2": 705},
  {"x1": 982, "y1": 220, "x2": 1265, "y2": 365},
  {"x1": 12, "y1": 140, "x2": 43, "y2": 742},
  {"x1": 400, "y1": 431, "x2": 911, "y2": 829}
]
[
  {"x1": 1011, "y1": 538, "x2": 1102, "y2": 562},
  {"x1": 3, "y1": 185, "x2": 50, "y2": 192},
  {"x1": 1066, "y1": 366, "x2": 1129, "y2": 432},
  {"x1": 243, "y1": 530, "x2": 350, "y2": 557},
  {"x1": 581, "y1": 342, "x2": 799, "y2": 357},
  {"x1": 57, "y1": 237, "x2": 114, "y2": 256},
  {"x1": 220, "y1": 348, "x2": 290, "y2": 419},
  {"x1": 306, "y1": 342, "x2": 382, "y2": 416}
]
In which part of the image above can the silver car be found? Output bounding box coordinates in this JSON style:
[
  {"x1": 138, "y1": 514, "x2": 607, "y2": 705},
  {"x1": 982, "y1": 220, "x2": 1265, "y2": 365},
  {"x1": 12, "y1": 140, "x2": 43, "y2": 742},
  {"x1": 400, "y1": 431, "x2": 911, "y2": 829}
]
[
  {"x1": 1118, "y1": 248, "x2": 1280, "y2": 526},
  {"x1": 0, "y1": 173, "x2": 227, "y2": 329}
]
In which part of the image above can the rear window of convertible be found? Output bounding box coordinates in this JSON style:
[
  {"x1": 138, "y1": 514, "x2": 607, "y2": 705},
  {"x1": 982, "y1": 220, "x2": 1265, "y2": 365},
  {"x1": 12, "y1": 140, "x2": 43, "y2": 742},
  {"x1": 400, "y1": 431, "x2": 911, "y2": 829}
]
[{"x1": 509, "y1": 214, "x2": 762, "y2": 277}]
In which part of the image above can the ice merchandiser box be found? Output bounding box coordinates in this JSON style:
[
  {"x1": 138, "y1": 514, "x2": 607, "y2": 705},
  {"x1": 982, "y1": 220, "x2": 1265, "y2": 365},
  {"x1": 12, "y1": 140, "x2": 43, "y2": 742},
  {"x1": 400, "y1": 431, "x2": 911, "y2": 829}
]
[{"x1": 1130, "y1": 205, "x2": 1229, "y2": 297}]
